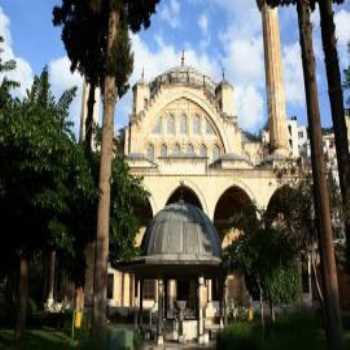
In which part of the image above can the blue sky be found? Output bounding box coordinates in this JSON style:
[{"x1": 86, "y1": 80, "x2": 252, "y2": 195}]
[{"x1": 1, "y1": 0, "x2": 350, "y2": 137}]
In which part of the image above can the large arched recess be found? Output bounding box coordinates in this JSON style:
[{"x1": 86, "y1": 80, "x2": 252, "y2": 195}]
[
  {"x1": 265, "y1": 185, "x2": 297, "y2": 227},
  {"x1": 166, "y1": 185, "x2": 203, "y2": 210},
  {"x1": 214, "y1": 186, "x2": 254, "y2": 245},
  {"x1": 139, "y1": 88, "x2": 231, "y2": 153},
  {"x1": 134, "y1": 198, "x2": 153, "y2": 247}
]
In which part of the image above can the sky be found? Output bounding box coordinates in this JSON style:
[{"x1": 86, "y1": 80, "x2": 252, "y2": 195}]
[{"x1": 0, "y1": 0, "x2": 350, "y2": 137}]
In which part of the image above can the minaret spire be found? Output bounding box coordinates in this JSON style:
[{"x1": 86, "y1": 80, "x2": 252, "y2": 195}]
[
  {"x1": 259, "y1": 0, "x2": 289, "y2": 156},
  {"x1": 181, "y1": 49, "x2": 185, "y2": 66}
]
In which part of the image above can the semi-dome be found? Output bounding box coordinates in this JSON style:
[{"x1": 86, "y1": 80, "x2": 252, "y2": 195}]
[{"x1": 141, "y1": 201, "x2": 221, "y2": 263}]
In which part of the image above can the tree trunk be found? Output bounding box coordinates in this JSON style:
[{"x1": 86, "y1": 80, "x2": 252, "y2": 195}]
[
  {"x1": 47, "y1": 250, "x2": 56, "y2": 306},
  {"x1": 85, "y1": 80, "x2": 97, "y2": 153},
  {"x1": 296, "y1": 2, "x2": 344, "y2": 349},
  {"x1": 269, "y1": 298, "x2": 275, "y2": 323},
  {"x1": 84, "y1": 240, "x2": 96, "y2": 308},
  {"x1": 257, "y1": 279, "x2": 265, "y2": 330},
  {"x1": 318, "y1": 0, "x2": 350, "y2": 272},
  {"x1": 92, "y1": 6, "x2": 119, "y2": 336},
  {"x1": 15, "y1": 254, "x2": 29, "y2": 349},
  {"x1": 311, "y1": 254, "x2": 324, "y2": 305},
  {"x1": 42, "y1": 251, "x2": 48, "y2": 304}
]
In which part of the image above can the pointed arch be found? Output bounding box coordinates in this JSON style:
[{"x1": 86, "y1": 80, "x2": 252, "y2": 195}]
[{"x1": 166, "y1": 185, "x2": 203, "y2": 209}]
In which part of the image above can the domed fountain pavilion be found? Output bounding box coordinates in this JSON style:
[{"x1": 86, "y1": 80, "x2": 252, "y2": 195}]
[{"x1": 118, "y1": 201, "x2": 224, "y2": 345}]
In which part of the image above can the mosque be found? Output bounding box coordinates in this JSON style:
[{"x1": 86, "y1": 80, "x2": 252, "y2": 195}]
[{"x1": 80, "y1": 1, "x2": 311, "y2": 345}]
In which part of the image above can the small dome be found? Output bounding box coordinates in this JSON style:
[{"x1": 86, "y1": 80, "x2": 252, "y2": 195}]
[{"x1": 141, "y1": 201, "x2": 221, "y2": 261}]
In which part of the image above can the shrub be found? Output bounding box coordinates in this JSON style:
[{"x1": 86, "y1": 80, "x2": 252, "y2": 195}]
[
  {"x1": 217, "y1": 312, "x2": 326, "y2": 350},
  {"x1": 216, "y1": 322, "x2": 262, "y2": 350}
]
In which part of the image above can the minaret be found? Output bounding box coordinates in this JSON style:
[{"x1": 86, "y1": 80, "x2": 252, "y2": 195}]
[
  {"x1": 79, "y1": 80, "x2": 100, "y2": 145},
  {"x1": 258, "y1": 0, "x2": 289, "y2": 156}
]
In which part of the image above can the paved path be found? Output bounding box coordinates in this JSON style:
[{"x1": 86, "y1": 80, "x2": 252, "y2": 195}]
[{"x1": 143, "y1": 341, "x2": 215, "y2": 349}]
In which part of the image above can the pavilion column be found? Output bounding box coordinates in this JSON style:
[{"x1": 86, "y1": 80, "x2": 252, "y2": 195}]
[
  {"x1": 223, "y1": 279, "x2": 228, "y2": 326},
  {"x1": 168, "y1": 280, "x2": 175, "y2": 317},
  {"x1": 198, "y1": 276, "x2": 208, "y2": 344},
  {"x1": 134, "y1": 278, "x2": 140, "y2": 329},
  {"x1": 207, "y1": 280, "x2": 212, "y2": 302},
  {"x1": 157, "y1": 280, "x2": 164, "y2": 345},
  {"x1": 258, "y1": 0, "x2": 289, "y2": 156},
  {"x1": 140, "y1": 279, "x2": 144, "y2": 328},
  {"x1": 219, "y1": 276, "x2": 225, "y2": 329}
]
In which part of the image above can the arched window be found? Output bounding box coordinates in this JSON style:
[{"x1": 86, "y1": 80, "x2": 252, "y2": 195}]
[
  {"x1": 161, "y1": 144, "x2": 168, "y2": 158},
  {"x1": 187, "y1": 144, "x2": 195, "y2": 155},
  {"x1": 213, "y1": 144, "x2": 220, "y2": 161},
  {"x1": 152, "y1": 117, "x2": 162, "y2": 134},
  {"x1": 167, "y1": 114, "x2": 176, "y2": 135},
  {"x1": 206, "y1": 119, "x2": 215, "y2": 135},
  {"x1": 180, "y1": 114, "x2": 188, "y2": 134},
  {"x1": 200, "y1": 144, "x2": 207, "y2": 158},
  {"x1": 147, "y1": 144, "x2": 155, "y2": 160},
  {"x1": 174, "y1": 143, "x2": 181, "y2": 155},
  {"x1": 193, "y1": 114, "x2": 201, "y2": 135}
]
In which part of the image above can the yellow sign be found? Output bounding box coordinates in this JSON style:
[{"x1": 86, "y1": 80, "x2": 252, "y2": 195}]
[{"x1": 74, "y1": 311, "x2": 83, "y2": 329}]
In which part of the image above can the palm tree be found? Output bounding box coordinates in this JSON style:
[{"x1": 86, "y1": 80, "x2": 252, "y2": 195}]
[
  {"x1": 262, "y1": 1, "x2": 344, "y2": 348},
  {"x1": 317, "y1": 0, "x2": 350, "y2": 272}
]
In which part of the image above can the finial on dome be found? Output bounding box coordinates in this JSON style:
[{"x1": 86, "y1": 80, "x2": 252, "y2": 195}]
[
  {"x1": 141, "y1": 67, "x2": 145, "y2": 82},
  {"x1": 181, "y1": 49, "x2": 185, "y2": 66},
  {"x1": 222, "y1": 67, "x2": 225, "y2": 81}
]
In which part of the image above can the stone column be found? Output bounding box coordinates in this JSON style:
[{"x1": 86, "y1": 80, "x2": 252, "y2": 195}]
[
  {"x1": 168, "y1": 280, "x2": 175, "y2": 316},
  {"x1": 140, "y1": 279, "x2": 144, "y2": 328},
  {"x1": 207, "y1": 280, "x2": 212, "y2": 302},
  {"x1": 157, "y1": 280, "x2": 164, "y2": 345},
  {"x1": 219, "y1": 277, "x2": 225, "y2": 329},
  {"x1": 259, "y1": 0, "x2": 289, "y2": 156},
  {"x1": 134, "y1": 278, "x2": 140, "y2": 329},
  {"x1": 223, "y1": 279, "x2": 228, "y2": 326},
  {"x1": 198, "y1": 277, "x2": 208, "y2": 344}
]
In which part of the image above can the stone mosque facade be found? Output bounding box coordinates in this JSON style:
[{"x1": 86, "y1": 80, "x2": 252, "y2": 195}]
[{"x1": 80, "y1": 1, "x2": 309, "y2": 342}]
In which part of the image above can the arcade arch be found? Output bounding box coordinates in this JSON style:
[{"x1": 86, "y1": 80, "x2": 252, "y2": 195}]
[
  {"x1": 166, "y1": 185, "x2": 203, "y2": 210},
  {"x1": 214, "y1": 186, "x2": 254, "y2": 246}
]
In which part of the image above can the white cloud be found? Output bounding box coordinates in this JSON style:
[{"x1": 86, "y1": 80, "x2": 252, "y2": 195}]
[
  {"x1": 235, "y1": 85, "x2": 265, "y2": 131},
  {"x1": 282, "y1": 42, "x2": 305, "y2": 106},
  {"x1": 198, "y1": 13, "x2": 209, "y2": 34},
  {"x1": 116, "y1": 33, "x2": 221, "y2": 129},
  {"x1": 335, "y1": 9, "x2": 350, "y2": 68},
  {"x1": 49, "y1": 56, "x2": 83, "y2": 136},
  {"x1": 217, "y1": 1, "x2": 266, "y2": 131},
  {"x1": 0, "y1": 7, "x2": 33, "y2": 98},
  {"x1": 159, "y1": 0, "x2": 181, "y2": 29},
  {"x1": 335, "y1": 9, "x2": 350, "y2": 47}
]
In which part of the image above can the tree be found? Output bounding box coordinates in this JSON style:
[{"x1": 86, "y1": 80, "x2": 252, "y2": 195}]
[
  {"x1": 345, "y1": 43, "x2": 350, "y2": 103},
  {"x1": 0, "y1": 36, "x2": 19, "y2": 109},
  {"x1": 53, "y1": 1, "x2": 160, "y2": 333},
  {"x1": 262, "y1": 1, "x2": 344, "y2": 348},
  {"x1": 224, "y1": 203, "x2": 300, "y2": 327},
  {"x1": 317, "y1": 0, "x2": 350, "y2": 275},
  {"x1": 0, "y1": 67, "x2": 77, "y2": 347}
]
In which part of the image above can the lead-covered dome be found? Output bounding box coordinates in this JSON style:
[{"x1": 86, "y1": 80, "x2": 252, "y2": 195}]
[
  {"x1": 149, "y1": 65, "x2": 217, "y2": 99},
  {"x1": 141, "y1": 201, "x2": 221, "y2": 263}
]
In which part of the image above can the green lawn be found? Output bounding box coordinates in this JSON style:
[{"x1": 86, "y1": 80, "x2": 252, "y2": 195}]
[{"x1": 0, "y1": 328, "x2": 77, "y2": 350}]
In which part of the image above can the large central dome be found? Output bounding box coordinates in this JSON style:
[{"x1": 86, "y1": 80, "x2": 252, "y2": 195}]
[
  {"x1": 141, "y1": 201, "x2": 221, "y2": 263},
  {"x1": 149, "y1": 65, "x2": 217, "y2": 98}
]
